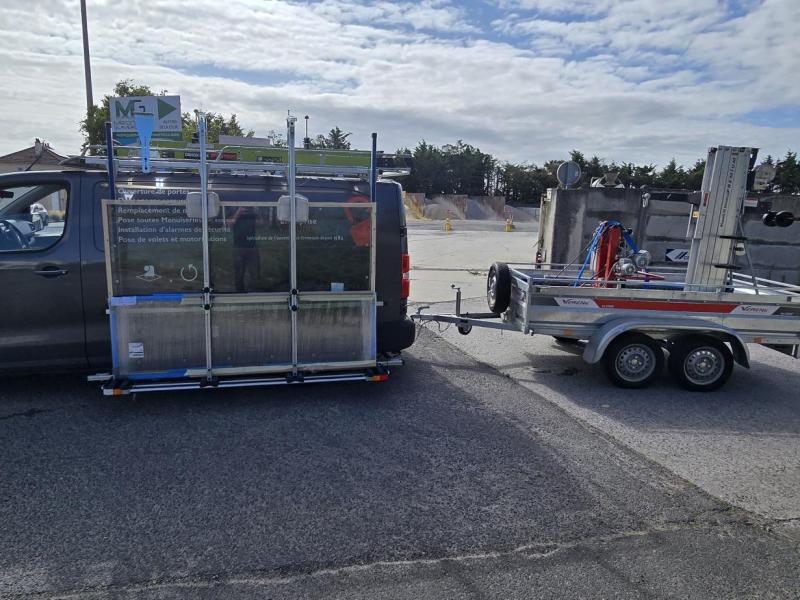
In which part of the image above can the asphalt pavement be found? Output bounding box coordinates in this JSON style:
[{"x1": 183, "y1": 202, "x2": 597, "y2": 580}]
[
  {"x1": 407, "y1": 222, "x2": 800, "y2": 534},
  {"x1": 408, "y1": 220, "x2": 538, "y2": 303},
  {"x1": 2, "y1": 331, "x2": 799, "y2": 598}
]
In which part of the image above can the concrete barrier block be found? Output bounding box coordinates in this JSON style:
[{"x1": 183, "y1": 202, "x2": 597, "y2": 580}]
[{"x1": 642, "y1": 216, "x2": 690, "y2": 239}]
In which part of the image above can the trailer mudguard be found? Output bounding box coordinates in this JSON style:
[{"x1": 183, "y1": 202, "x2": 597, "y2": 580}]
[{"x1": 583, "y1": 317, "x2": 750, "y2": 368}]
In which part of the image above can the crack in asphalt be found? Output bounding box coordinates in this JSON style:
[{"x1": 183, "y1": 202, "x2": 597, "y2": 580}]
[
  {"x1": 0, "y1": 408, "x2": 52, "y2": 421},
  {"x1": 17, "y1": 520, "x2": 748, "y2": 599}
]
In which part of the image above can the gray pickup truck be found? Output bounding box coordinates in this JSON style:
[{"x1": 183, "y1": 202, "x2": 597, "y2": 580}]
[{"x1": 0, "y1": 168, "x2": 415, "y2": 375}]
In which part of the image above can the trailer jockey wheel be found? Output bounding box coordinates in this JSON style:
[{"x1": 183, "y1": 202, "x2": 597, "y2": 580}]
[
  {"x1": 487, "y1": 262, "x2": 511, "y2": 314},
  {"x1": 667, "y1": 335, "x2": 733, "y2": 392},
  {"x1": 457, "y1": 323, "x2": 472, "y2": 335},
  {"x1": 603, "y1": 332, "x2": 664, "y2": 389}
]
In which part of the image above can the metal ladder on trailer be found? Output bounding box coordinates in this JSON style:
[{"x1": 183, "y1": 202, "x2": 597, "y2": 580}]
[{"x1": 684, "y1": 146, "x2": 761, "y2": 293}]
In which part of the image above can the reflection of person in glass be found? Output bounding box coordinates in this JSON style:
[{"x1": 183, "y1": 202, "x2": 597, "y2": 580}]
[{"x1": 228, "y1": 206, "x2": 260, "y2": 292}]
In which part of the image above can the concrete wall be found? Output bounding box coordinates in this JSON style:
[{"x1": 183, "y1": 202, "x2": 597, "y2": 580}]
[
  {"x1": 402, "y1": 192, "x2": 426, "y2": 219},
  {"x1": 403, "y1": 192, "x2": 508, "y2": 220},
  {"x1": 539, "y1": 188, "x2": 800, "y2": 285}
]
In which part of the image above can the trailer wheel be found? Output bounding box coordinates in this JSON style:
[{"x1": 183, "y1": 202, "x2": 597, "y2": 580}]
[
  {"x1": 668, "y1": 335, "x2": 733, "y2": 392},
  {"x1": 457, "y1": 324, "x2": 472, "y2": 335},
  {"x1": 603, "y1": 332, "x2": 664, "y2": 389},
  {"x1": 487, "y1": 262, "x2": 511, "y2": 314}
]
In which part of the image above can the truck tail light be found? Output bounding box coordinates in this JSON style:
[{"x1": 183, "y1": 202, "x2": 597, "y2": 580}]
[{"x1": 401, "y1": 253, "x2": 410, "y2": 299}]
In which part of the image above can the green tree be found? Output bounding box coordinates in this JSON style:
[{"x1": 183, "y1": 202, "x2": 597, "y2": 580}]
[
  {"x1": 401, "y1": 140, "x2": 497, "y2": 196},
  {"x1": 774, "y1": 151, "x2": 800, "y2": 194},
  {"x1": 585, "y1": 155, "x2": 606, "y2": 181},
  {"x1": 685, "y1": 158, "x2": 706, "y2": 190},
  {"x1": 569, "y1": 150, "x2": 588, "y2": 178},
  {"x1": 80, "y1": 80, "x2": 163, "y2": 151},
  {"x1": 497, "y1": 162, "x2": 556, "y2": 204},
  {"x1": 309, "y1": 127, "x2": 353, "y2": 150},
  {"x1": 80, "y1": 79, "x2": 254, "y2": 150},
  {"x1": 617, "y1": 162, "x2": 656, "y2": 188},
  {"x1": 654, "y1": 158, "x2": 688, "y2": 188},
  {"x1": 181, "y1": 112, "x2": 254, "y2": 143},
  {"x1": 441, "y1": 140, "x2": 495, "y2": 196},
  {"x1": 307, "y1": 127, "x2": 352, "y2": 150},
  {"x1": 403, "y1": 141, "x2": 448, "y2": 195},
  {"x1": 327, "y1": 127, "x2": 352, "y2": 150},
  {"x1": 567, "y1": 151, "x2": 614, "y2": 187}
]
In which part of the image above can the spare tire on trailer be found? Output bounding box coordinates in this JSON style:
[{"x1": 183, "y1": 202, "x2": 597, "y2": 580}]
[{"x1": 487, "y1": 262, "x2": 511, "y2": 314}]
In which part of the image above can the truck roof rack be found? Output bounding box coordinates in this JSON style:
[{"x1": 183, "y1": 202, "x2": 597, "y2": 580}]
[{"x1": 63, "y1": 141, "x2": 412, "y2": 179}]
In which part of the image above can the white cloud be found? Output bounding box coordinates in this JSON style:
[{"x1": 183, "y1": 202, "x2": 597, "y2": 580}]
[{"x1": 0, "y1": 0, "x2": 797, "y2": 168}]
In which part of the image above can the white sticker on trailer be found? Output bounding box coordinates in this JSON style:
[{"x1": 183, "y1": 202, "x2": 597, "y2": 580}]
[
  {"x1": 555, "y1": 298, "x2": 599, "y2": 308},
  {"x1": 730, "y1": 305, "x2": 779, "y2": 315},
  {"x1": 128, "y1": 342, "x2": 145, "y2": 359},
  {"x1": 665, "y1": 248, "x2": 690, "y2": 263}
]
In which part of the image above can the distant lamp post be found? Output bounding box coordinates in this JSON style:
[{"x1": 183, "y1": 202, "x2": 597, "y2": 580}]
[
  {"x1": 25, "y1": 138, "x2": 45, "y2": 171},
  {"x1": 303, "y1": 115, "x2": 311, "y2": 149},
  {"x1": 80, "y1": 0, "x2": 94, "y2": 116}
]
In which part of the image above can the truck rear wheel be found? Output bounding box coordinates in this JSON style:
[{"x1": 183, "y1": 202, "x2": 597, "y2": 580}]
[
  {"x1": 603, "y1": 332, "x2": 663, "y2": 389},
  {"x1": 668, "y1": 335, "x2": 733, "y2": 392},
  {"x1": 487, "y1": 262, "x2": 511, "y2": 314}
]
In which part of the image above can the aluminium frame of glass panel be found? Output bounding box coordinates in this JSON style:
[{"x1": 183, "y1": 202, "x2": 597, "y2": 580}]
[{"x1": 101, "y1": 113, "x2": 380, "y2": 384}]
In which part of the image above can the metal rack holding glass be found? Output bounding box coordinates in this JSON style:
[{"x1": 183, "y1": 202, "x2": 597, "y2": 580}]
[{"x1": 90, "y1": 113, "x2": 406, "y2": 395}]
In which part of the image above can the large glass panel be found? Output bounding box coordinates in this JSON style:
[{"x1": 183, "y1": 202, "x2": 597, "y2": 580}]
[
  {"x1": 104, "y1": 196, "x2": 205, "y2": 296},
  {"x1": 211, "y1": 297, "x2": 292, "y2": 372},
  {"x1": 209, "y1": 203, "x2": 290, "y2": 293},
  {"x1": 296, "y1": 201, "x2": 374, "y2": 292},
  {"x1": 296, "y1": 296, "x2": 376, "y2": 367},
  {"x1": 109, "y1": 296, "x2": 206, "y2": 378}
]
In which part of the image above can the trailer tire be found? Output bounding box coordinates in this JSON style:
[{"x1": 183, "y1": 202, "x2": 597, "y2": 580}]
[
  {"x1": 487, "y1": 262, "x2": 511, "y2": 314},
  {"x1": 668, "y1": 335, "x2": 733, "y2": 392},
  {"x1": 603, "y1": 332, "x2": 663, "y2": 389},
  {"x1": 457, "y1": 324, "x2": 472, "y2": 335}
]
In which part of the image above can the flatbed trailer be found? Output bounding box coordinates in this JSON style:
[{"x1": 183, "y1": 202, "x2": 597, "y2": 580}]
[
  {"x1": 415, "y1": 145, "x2": 800, "y2": 391},
  {"x1": 413, "y1": 263, "x2": 800, "y2": 391}
]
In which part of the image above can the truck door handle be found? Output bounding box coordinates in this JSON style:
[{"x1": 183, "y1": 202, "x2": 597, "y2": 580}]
[{"x1": 34, "y1": 266, "x2": 69, "y2": 277}]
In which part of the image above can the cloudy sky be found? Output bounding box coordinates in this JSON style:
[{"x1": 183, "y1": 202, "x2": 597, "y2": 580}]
[{"x1": 1, "y1": 0, "x2": 798, "y2": 166}]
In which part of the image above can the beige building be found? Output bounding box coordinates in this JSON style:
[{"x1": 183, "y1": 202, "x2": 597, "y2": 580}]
[{"x1": 0, "y1": 140, "x2": 66, "y2": 173}]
